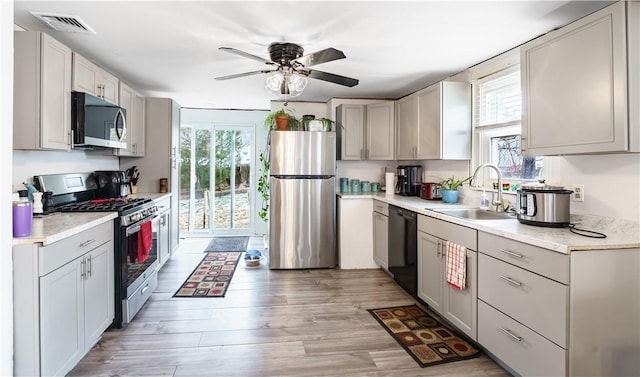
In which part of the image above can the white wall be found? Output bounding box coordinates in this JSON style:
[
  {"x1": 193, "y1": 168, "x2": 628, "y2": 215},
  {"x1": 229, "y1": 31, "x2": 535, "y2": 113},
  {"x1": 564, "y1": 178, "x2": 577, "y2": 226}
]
[
  {"x1": 12, "y1": 150, "x2": 119, "y2": 190},
  {"x1": 548, "y1": 154, "x2": 640, "y2": 222},
  {"x1": 1, "y1": 1, "x2": 13, "y2": 374}
]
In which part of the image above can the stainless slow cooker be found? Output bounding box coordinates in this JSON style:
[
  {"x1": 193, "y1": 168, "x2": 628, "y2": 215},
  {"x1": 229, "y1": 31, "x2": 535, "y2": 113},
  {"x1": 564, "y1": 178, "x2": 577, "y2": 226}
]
[{"x1": 516, "y1": 180, "x2": 573, "y2": 227}]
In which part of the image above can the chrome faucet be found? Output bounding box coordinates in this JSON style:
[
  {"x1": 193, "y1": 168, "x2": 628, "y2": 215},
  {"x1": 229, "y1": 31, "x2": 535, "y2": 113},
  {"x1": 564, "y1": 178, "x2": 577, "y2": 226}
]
[{"x1": 470, "y1": 163, "x2": 505, "y2": 211}]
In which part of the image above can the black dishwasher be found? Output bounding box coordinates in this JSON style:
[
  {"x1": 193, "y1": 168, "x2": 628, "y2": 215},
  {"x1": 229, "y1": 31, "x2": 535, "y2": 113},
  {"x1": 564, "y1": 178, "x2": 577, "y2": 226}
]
[{"x1": 388, "y1": 205, "x2": 417, "y2": 296}]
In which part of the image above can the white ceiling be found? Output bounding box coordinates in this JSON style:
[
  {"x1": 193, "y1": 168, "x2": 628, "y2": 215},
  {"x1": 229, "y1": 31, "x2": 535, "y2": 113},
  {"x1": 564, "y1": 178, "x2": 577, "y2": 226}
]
[{"x1": 13, "y1": 1, "x2": 613, "y2": 110}]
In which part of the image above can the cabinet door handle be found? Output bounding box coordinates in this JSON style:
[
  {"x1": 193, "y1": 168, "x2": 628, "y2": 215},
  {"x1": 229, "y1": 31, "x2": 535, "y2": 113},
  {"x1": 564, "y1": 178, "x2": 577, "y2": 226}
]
[
  {"x1": 436, "y1": 240, "x2": 441, "y2": 256},
  {"x1": 81, "y1": 258, "x2": 86, "y2": 280},
  {"x1": 87, "y1": 255, "x2": 92, "y2": 277},
  {"x1": 499, "y1": 275, "x2": 523, "y2": 287},
  {"x1": 79, "y1": 239, "x2": 96, "y2": 248},
  {"x1": 500, "y1": 327, "x2": 522, "y2": 342},
  {"x1": 501, "y1": 249, "x2": 524, "y2": 259},
  {"x1": 141, "y1": 283, "x2": 149, "y2": 295},
  {"x1": 69, "y1": 130, "x2": 73, "y2": 148}
]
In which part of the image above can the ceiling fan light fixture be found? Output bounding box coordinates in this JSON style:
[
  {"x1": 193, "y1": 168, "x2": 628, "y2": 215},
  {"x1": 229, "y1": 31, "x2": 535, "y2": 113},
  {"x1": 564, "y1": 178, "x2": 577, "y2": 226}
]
[
  {"x1": 265, "y1": 71, "x2": 284, "y2": 95},
  {"x1": 287, "y1": 73, "x2": 308, "y2": 97}
]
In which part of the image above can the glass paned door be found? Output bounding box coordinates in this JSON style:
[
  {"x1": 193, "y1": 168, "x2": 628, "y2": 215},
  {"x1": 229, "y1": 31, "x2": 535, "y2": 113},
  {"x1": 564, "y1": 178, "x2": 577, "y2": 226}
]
[{"x1": 180, "y1": 125, "x2": 253, "y2": 235}]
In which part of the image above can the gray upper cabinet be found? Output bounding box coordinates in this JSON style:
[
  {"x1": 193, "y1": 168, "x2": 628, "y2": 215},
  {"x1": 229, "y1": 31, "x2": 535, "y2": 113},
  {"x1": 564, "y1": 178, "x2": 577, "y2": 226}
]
[
  {"x1": 72, "y1": 52, "x2": 119, "y2": 105},
  {"x1": 14, "y1": 31, "x2": 72, "y2": 151},
  {"x1": 337, "y1": 102, "x2": 395, "y2": 160},
  {"x1": 395, "y1": 94, "x2": 418, "y2": 160},
  {"x1": 122, "y1": 98, "x2": 180, "y2": 252},
  {"x1": 396, "y1": 81, "x2": 471, "y2": 160},
  {"x1": 114, "y1": 82, "x2": 145, "y2": 157},
  {"x1": 521, "y1": 1, "x2": 639, "y2": 155}
]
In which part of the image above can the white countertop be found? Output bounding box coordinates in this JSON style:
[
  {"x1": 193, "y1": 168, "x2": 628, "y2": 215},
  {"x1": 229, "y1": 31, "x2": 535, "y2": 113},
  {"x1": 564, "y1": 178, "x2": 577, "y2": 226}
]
[
  {"x1": 338, "y1": 192, "x2": 640, "y2": 254},
  {"x1": 12, "y1": 212, "x2": 117, "y2": 246},
  {"x1": 12, "y1": 192, "x2": 171, "y2": 246},
  {"x1": 128, "y1": 192, "x2": 171, "y2": 201}
]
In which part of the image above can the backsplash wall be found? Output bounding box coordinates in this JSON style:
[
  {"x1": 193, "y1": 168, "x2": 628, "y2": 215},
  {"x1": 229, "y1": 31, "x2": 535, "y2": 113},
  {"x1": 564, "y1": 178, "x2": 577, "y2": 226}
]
[{"x1": 12, "y1": 150, "x2": 119, "y2": 191}]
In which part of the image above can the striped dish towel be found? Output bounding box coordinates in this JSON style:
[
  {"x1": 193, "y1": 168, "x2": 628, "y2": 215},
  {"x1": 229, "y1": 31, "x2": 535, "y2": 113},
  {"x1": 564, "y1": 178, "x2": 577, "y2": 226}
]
[{"x1": 446, "y1": 241, "x2": 467, "y2": 290}]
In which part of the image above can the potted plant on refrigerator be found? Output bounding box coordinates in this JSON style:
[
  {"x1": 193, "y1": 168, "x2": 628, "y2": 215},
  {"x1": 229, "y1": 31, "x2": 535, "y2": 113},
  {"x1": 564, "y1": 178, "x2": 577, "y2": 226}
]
[
  {"x1": 264, "y1": 108, "x2": 299, "y2": 131},
  {"x1": 438, "y1": 175, "x2": 472, "y2": 203}
]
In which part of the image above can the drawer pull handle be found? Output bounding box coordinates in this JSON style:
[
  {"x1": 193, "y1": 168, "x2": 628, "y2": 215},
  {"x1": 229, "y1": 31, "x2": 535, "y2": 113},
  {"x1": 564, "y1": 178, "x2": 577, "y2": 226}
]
[
  {"x1": 499, "y1": 275, "x2": 523, "y2": 287},
  {"x1": 501, "y1": 249, "x2": 524, "y2": 259},
  {"x1": 500, "y1": 327, "x2": 522, "y2": 342},
  {"x1": 141, "y1": 284, "x2": 149, "y2": 295},
  {"x1": 79, "y1": 239, "x2": 96, "y2": 248}
]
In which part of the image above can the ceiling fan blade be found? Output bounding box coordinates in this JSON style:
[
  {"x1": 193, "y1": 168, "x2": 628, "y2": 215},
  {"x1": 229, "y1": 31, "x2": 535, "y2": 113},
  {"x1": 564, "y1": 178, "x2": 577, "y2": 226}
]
[
  {"x1": 294, "y1": 47, "x2": 346, "y2": 67},
  {"x1": 219, "y1": 47, "x2": 274, "y2": 65},
  {"x1": 306, "y1": 69, "x2": 359, "y2": 87},
  {"x1": 214, "y1": 70, "x2": 273, "y2": 81}
]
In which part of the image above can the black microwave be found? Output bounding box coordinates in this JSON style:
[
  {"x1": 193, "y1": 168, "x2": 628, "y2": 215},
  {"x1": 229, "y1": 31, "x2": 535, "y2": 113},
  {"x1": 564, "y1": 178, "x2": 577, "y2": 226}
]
[{"x1": 71, "y1": 91, "x2": 127, "y2": 149}]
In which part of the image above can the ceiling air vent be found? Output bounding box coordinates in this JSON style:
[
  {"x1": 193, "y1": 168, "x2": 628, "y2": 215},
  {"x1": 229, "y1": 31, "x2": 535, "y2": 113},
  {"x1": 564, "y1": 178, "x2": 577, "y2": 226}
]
[{"x1": 29, "y1": 11, "x2": 96, "y2": 34}]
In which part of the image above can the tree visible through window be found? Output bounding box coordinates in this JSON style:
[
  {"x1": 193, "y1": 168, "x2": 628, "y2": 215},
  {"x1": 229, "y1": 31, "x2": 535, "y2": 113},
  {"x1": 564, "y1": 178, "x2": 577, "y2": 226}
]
[{"x1": 491, "y1": 135, "x2": 541, "y2": 179}]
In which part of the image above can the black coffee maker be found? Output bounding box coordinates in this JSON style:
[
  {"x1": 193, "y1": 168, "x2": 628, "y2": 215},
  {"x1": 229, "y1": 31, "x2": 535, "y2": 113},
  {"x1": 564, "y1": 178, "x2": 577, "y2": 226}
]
[
  {"x1": 94, "y1": 170, "x2": 129, "y2": 198},
  {"x1": 395, "y1": 165, "x2": 422, "y2": 196}
]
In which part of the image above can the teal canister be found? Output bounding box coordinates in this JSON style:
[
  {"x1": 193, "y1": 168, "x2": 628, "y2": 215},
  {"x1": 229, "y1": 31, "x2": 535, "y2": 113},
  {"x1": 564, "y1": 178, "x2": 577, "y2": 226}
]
[
  {"x1": 360, "y1": 180, "x2": 370, "y2": 193},
  {"x1": 339, "y1": 178, "x2": 349, "y2": 193},
  {"x1": 371, "y1": 182, "x2": 380, "y2": 192},
  {"x1": 350, "y1": 179, "x2": 360, "y2": 193}
]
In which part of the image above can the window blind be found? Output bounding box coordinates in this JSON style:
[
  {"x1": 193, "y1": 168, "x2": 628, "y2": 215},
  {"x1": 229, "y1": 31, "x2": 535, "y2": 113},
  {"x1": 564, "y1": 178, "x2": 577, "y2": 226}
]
[{"x1": 475, "y1": 67, "x2": 521, "y2": 127}]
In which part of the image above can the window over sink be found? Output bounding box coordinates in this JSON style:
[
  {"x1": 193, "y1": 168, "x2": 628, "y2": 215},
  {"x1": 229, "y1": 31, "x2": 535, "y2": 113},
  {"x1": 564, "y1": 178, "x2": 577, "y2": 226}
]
[{"x1": 472, "y1": 64, "x2": 544, "y2": 189}]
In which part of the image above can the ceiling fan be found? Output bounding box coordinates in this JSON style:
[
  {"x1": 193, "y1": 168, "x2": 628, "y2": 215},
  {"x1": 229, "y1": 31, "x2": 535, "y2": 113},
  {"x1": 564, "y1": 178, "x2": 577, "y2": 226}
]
[{"x1": 215, "y1": 42, "x2": 359, "y2": 96}]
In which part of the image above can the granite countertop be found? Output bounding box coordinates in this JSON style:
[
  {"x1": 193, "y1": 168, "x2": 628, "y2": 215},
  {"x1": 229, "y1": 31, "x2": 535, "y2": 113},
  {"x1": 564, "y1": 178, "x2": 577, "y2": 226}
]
[
  {"x1": 338, "y1": 192, "x2": 640, "y2": 254},
  {"x1": 12, "y1": 192, "x2": 170, "y2": 247},
  {"x1": 12, "y1": 212, "x2": 118, "y2": 246}
]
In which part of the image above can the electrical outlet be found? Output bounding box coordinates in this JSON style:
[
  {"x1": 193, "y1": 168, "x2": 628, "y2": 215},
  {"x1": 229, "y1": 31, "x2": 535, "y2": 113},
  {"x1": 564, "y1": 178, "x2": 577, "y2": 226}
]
[{"x1": 571, "y1": 184, "x2": 585, "y2": 202}]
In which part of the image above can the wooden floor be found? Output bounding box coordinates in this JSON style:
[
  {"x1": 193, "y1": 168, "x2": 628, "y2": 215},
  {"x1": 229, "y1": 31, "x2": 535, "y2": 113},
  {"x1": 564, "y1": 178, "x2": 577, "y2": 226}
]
[{"x1": 69, "y1": 238, "x2": 510, "y2": 377}]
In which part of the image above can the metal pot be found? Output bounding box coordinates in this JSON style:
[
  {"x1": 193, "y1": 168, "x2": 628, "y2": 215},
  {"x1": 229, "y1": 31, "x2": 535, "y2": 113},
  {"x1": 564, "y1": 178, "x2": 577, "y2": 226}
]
[{"x1": 516, "y1": 180, "x2": 573, "y2": 227}]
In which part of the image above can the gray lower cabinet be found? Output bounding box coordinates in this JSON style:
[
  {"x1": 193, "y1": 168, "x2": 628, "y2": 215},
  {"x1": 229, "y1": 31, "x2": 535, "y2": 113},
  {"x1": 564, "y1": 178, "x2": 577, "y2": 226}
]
[
  {"x1": 13, "y1": 221, "x2": 114, "y2": 376},
  {"x1": 417, "y1": 215, "x2": 477, "y2": 340},
  {"x1": 477, "y1": 231, "x2": 640, "y2": 376},
  {"x1": 155, "y1": 196, "x2": 172, "y2": 267},
  {"x1": 372, "y1": 200, "x2": 388, "y2": 271}
]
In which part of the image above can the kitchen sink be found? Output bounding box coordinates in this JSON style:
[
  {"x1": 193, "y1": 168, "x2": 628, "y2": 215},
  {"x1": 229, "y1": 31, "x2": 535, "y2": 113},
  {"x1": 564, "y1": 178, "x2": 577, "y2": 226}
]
[{"x1": 431, "y1": 208, "x2": 515, "y2": 220}]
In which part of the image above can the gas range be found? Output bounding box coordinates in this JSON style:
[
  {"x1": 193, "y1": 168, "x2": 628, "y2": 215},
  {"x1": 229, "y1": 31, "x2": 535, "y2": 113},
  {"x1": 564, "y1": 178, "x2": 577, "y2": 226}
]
[
  {"x1": 57, "y1": 197, "x2": 158, "y2": 226},
  {"x1": 34, "y1": 172, "x2": 161, "y2": 328}
]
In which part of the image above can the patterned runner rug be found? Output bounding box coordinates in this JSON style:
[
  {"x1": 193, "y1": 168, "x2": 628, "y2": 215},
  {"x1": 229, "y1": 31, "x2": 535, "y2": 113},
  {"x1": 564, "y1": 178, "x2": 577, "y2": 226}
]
[
  {"x1": 173, "y1": 252, "x2": 241, "y2": 297},
  {"x1": 204, "y1": 236, "x2": 249, "y2": 252},
  {"x1": 368, "y1": 304, "x2": 479, "y2": 367}
]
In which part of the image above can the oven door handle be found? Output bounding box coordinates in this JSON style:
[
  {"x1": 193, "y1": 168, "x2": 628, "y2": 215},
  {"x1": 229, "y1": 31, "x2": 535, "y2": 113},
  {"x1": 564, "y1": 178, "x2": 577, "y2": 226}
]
[{"x1": 125, "y1": 214, "x2": 159, "y2": 236}]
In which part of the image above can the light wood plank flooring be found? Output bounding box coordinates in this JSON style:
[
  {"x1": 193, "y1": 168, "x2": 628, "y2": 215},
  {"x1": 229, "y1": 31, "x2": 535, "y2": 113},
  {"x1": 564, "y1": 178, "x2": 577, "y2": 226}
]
[{"x1": 69, "y1": 238, "x2": 510, "y2": 377}]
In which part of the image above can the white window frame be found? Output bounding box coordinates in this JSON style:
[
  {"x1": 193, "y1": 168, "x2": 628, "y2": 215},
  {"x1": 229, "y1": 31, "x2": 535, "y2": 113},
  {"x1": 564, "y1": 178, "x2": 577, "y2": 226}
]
[{"x1": 471, "y1": 60, "x2": 547, "y2": 192}]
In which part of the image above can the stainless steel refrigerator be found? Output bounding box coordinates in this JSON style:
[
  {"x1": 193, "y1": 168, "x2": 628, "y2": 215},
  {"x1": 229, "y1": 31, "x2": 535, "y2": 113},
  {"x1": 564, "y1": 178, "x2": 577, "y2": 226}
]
[{"x1": 269, "y1": 131, "x2": 336, "y2": 269}]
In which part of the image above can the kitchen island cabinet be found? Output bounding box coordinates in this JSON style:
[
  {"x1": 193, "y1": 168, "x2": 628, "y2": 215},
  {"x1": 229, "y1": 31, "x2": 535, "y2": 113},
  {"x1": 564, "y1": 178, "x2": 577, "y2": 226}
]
[
  {"x1": 14, "y1": 31, "x2": 72, "y2": 151},
  {"x1": 337, "y1": 102, "x2": 395, "y2": 160},
  {"x1": 521, "y1": 0, "x2": 639, "y2": 155},
  {"x1": 13, "y1": 220, "x2": 114, "y2": 377}
]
